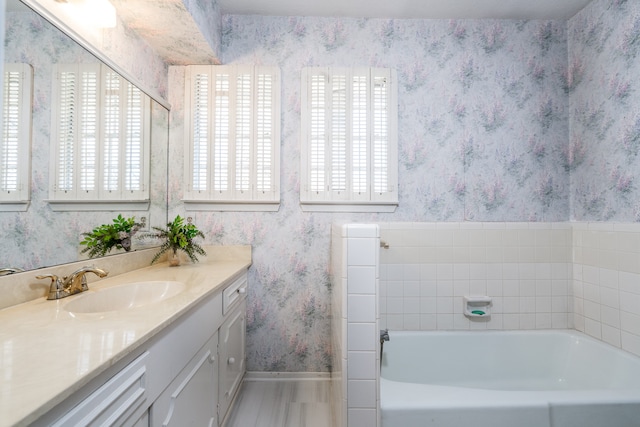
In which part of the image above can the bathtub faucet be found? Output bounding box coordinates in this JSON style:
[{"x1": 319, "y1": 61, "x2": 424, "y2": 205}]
[{"x1": 380, "y1": 329, "x2": 390, "y2": 343}]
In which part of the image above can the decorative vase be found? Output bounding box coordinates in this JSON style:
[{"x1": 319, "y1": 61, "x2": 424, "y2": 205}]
[{"x1": 169, "y1": 250, "x2": 180, "y2": 267}]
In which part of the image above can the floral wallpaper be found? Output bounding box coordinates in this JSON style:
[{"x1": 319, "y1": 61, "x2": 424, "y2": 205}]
[
  {"x1": 0, "y1": 10, "x2": 168, "y2": 270},
  {"x1": 569, "y1": 0, "x2": 640, "y2": 221},
  {"x1": 169, "y1": 16, "x2": 570, "y2": 372}
]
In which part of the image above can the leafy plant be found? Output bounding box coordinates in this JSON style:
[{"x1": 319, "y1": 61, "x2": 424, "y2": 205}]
[
  {"x1": 80, "y1": 214, "x2": 141, "y2": 258},
  {"x1": 143, "y1": 215, "x2": 206, "y2": 265}
]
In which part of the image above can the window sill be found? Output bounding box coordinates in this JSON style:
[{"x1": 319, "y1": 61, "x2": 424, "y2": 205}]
[
  {"x1": 300, "y1": 201, "x2": 398, "y2": 213},
  {"x1": 46, "y1": 200, "x2": 150, "y2": 212},
  {"x1": 184, "y1": 200, "x2": 280, "y2": 212},
  {"x1": 0, "y1": 201, "x2": 30, "y2": 212}
]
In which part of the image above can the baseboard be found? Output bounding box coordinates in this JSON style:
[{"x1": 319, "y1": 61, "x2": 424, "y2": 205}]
[{"x1": 244, "y1": 371, "x2": 331, "y2": 381}]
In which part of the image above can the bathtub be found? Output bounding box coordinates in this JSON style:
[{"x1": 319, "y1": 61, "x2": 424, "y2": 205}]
[{"x1": 380, "y1": 330, "x2": 640, "y2": 427}]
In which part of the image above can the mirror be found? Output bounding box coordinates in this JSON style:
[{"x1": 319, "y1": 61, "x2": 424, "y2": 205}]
[{"x1": 0, "y1": 1, "x2": 168, "y2": 271}]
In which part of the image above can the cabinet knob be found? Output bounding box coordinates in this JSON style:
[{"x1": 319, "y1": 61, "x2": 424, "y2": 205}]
[
  {"x1": 237, "y1": 288, "x2": 246, "y2": 294},
  {"x1": 228, "y1": 357, "x2": 235, "y2": 365}
]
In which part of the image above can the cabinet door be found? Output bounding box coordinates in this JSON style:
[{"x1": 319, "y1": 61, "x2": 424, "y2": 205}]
[
  {"x1": 218, "y1": 300, "x2": 246, "y2": 422},
  {"x1": 150, "y1": 332, "x2": 219, "y2": 427}
]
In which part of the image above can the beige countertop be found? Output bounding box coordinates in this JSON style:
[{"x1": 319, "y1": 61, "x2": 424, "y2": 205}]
[{"x1": 0, "y1": 246, "x2": 251, "y2": 427}]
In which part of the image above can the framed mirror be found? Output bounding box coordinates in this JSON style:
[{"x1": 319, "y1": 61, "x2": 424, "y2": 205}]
[{"x1": 0, "y1": 0, "x2": 168, "y2": 272}]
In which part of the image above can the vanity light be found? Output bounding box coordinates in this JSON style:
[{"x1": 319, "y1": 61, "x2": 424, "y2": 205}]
[{"x1": 51, "y1": 0, "x2": 117, "y2": 29}]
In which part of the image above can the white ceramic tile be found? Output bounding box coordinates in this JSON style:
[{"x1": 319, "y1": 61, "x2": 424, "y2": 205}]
[
  {"x1": 621, "y1": 311, "x2": 640, "y2": 336},
  {"x1": 347, "y1": 380, "x2": 377, "y2": 408},
  {"x1": 404, "y1": 264, "x2": 420, "y2": 280},
  {"x1": 535, "y1": 313, "x2": 552, "y2": 329},
  {"x1": 601, "y1": 324, "x2": 621, "y2": 348},
  {"x1": 386, "y1": 281, "x2": 403, "y2": 297},
  {"x1": 620, "y1": 291, "x2": 640, "y2": 315},
  {"x1": 348, "y1": 238, "x2": 377, "y2": 266},
  {"x1": 622, "y1": 331, "x2": 640, "y2": 357},
  {"x1": 601, "y1": 305, "x2": 621, "y2": 328},
  {"x1": 585, "y1": 318, "x2": 602, "y2": 339},
  {"x1": 436, "y1": 297, "x2": 453, "y2": 313},
  {"x1": 600, "y1": 287, "x2": 619, "y2": 309},
  {"x1": 348, "y1": 323, "x2": 376, "y2": 352},
  {"x1": 346, "y1": 224, "x2": 379, "y2": 238},
  {"x1": 403, "y1": 281, "x2": 420, "y2": 297},
  {"x1": 347, "y1": 352, "x2": 376, "y2": 380},
  {"x1": 619, "y1": 271, "x2": 640, "y2": 294},
  {"x1": 348, "y1": 266, "x2": 376, "y2": 295},
  {"x1": 385, "y1": 314, "x2": 403, "y2": 330},
  {"x1": 520, "y1": 313, "x2": 536, "y2": 329},
  {"x1": 420, "y1": 297, "x2": 437, "y2": 314},
  {"x1": 348, "y1": 408, "x2": 377, "y2": 427},
  {"x1": 386, "y1": 297, "x2": 403, "y2": 314},
  {"x1": 536, "y1": 296, "x2": 552, "y2": 313},
  {"x1": 420, "y1": 264, "x2": 437, "y2": 280},
  {"x1": 436, "y1": 314, "x2": 454, "y2": 329},
  {"x1": 348, "y1": 295, "x2": 376, "y2": 322},
  {"x1": 551, "y1": 313, "x2": 568, "y2": 329},
  {"x1": 419, "y1": 281, "x2": 437, "y2": 297},
  {"x1": 403, "y1": 314, "x2": 420, "y2": 329},
  {"x1": 402, "y1": 297, "x2": 418, "y2": 314},
  {"x1": 436, "y1": 281, "x2": 453, "y2": 296},
  {"x1": 436, "y1": 263, "x2": 454, "y2": 280},
  {"x1": 583, "y1": 300, "x2": 601, "y2": 321},
  {"x1": 420, "y1": 314, "x2": 437, "y2": 330}
]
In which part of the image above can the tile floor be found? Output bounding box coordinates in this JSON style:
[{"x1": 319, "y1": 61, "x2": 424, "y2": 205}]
[{"x1": 223, "y1": 378, "x2": 333, "y2": 427}]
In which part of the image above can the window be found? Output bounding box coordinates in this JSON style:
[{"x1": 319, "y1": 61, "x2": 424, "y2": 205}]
[
  {"x1": 49, "y1": 64, "x2": 151, "y2": 210},
  {"x1": 184, "y1": 65, "x2": 280, "y2": 211},
  {"x1": 300, "y1": 67, "x2": 398, "y2": 212},
  {"x1": 0, "y1": 64, "x2": 33, "y2": 211}
]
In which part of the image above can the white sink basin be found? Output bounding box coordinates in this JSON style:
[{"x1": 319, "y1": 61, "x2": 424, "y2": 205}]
[{"x1": 64, "y1": 281, "x2": 185, "y2": 314}]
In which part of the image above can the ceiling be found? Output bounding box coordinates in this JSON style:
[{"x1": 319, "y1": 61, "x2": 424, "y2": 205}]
[{"x1": 217, "y1": 0, "x2": 594, "y2": 20}]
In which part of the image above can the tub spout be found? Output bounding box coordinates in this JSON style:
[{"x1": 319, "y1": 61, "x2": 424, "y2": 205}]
[{"x1": 380, "y1": 329, "x2": 390, "y2": 342}]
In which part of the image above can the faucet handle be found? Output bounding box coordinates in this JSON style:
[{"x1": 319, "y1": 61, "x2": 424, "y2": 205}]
[{"x1": 36, "y1": 274, "x2": 69, "y2": 300}]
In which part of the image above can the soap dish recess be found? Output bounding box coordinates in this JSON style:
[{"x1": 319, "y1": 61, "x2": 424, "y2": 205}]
[{"x1": 464, "y1": 296, "x2": 492, "y2": 318}]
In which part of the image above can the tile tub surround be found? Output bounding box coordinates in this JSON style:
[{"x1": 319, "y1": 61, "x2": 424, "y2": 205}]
[
  {"x1": 331, "y1": 224, "x2": 380, "y2": 427},
  {"x1": 379, "y1": 222, "x2": 572, "y2": 332},
  {"x1": 0, "y1": 245, "x2": 251, "y2": 427},
  {"x1": 572, "y1": 223, "x2": 640, "y2": 357}
]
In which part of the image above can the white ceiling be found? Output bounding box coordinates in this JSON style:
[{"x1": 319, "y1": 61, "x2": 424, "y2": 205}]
[{"x1": 218, "y1": 0, "x2": 594, "y2": 20}]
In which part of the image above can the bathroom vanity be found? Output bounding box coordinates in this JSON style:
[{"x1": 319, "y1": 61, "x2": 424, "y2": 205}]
[{"x1": 0, "y1": 246, "x2": 250, "y2": 427}]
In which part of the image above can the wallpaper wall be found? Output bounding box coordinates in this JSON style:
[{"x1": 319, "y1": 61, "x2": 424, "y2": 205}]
[
  {"x1": 569, "y1": 0, "x2": 640, "y2": 221},
  {"x1": 169, "y1": 16, "x2": 571, "y2": 372}
]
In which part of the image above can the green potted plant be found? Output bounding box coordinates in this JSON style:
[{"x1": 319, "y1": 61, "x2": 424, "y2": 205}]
[
  {"x1": 80, "y1": 214, "x2": 142, "y2": 258},
  {"x1": 144, "y1": 215, "x2": 206, "y2": 266}
]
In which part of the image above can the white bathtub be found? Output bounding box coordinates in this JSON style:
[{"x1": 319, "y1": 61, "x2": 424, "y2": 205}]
[{"x1": 380, "y1": 330, "x2": 640, "y2": 427}]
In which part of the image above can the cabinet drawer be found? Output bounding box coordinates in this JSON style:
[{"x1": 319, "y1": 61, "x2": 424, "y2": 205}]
[
  {"x1": 52, "y1": 352, "x2": 149, "y2": 427},
  {"x1": 223, "y1": 274, "x2": 247, "y2": 315}
]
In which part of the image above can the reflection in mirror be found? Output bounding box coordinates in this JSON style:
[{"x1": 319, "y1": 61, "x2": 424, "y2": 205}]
[{"x1": 0, "y1": 1, "x2": 168, "y2": 272}]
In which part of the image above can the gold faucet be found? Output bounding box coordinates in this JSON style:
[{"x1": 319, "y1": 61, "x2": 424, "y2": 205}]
[{"x1": 37, "y1": 266, "x2": 108, "y2": 300}]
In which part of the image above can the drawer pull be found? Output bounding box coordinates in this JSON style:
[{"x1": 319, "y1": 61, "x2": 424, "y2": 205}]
[
  {"x1": 228, "y1": 357, "x2": 235, "y2": 365},
  {"x1": 237, "y1": 288, "x2": 246, "y2": 294}
]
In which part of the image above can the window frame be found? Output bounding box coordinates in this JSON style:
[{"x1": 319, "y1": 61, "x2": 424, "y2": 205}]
[
  {"x1": 48, "y1": 63, "x2": 151, "y2": 212},
  {"x1": 300, "y1": 67, "x2": 398, "y2": 213},
  {"x1": 0, "y1": 63, "x2": 33, "y2": 211},
  {"x1": 183, "y1": 65, "x2": 281, "y2": 212}
]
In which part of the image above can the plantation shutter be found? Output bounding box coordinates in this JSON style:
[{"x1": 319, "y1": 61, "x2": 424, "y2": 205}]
[
  {"x1": 0, "y1": 64, "x2": 32, "y2": 204},
  {"x1": 184, "y1": 65, "x2": 280, "y2": 208},
  {"x1": 50, "y1": 64, "x2": 150, "y2": 203},
  {"x1": 301, "y1": 67, "x2": 397, "y2": 209}
]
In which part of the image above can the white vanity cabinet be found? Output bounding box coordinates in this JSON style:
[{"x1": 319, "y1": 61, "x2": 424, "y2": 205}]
[
  {"x1": 218, "y1": 299, "x2": 246, "y2": 423},
  {"x1": 34, "y1": 271, "x2": 248, "y2": 427},
  {"x1": 150, "y1": 331, "x2": 219, "y2": 427}
]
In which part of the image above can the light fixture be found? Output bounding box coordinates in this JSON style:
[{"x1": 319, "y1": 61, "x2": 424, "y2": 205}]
[{"x1": 53, "y1": 0, "x2": 117, "y2": 29}]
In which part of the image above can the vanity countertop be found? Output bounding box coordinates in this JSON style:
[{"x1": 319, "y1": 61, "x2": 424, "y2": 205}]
[{"x1": 0, "y1": 246, "x2": 251, "y2": 427}]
